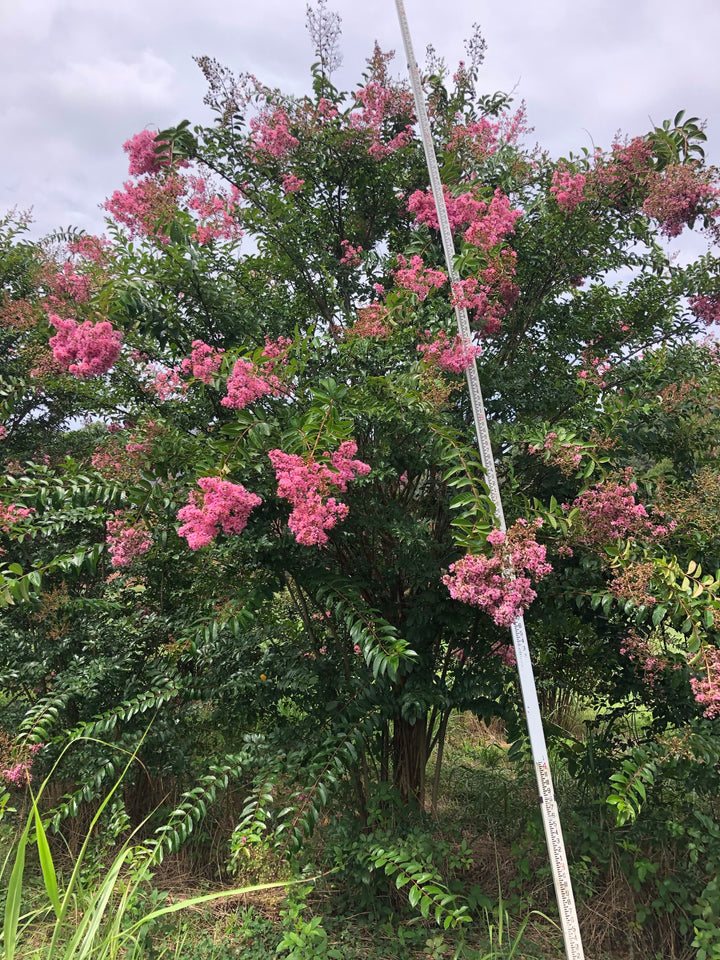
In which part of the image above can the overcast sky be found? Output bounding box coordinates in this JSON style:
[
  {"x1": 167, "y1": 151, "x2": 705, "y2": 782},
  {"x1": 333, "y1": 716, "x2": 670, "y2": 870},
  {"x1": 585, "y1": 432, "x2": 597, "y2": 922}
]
[{"x1": 2, "y1": 0, "x2": 719, "y2": 240}]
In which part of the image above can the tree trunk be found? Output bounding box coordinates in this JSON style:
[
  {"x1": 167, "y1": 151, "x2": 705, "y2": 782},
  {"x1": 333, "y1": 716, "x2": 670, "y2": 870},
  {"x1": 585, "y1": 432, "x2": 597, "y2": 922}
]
[{"x1": 392, "y1": 714, "x2": 427, "y2": 807}]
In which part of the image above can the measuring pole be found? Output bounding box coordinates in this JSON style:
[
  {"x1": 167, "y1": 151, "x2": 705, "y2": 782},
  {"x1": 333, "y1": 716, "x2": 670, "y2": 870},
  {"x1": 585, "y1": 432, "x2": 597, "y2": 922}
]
[{"x1": 393, "y1": 4, "x2": 585, "y2": 957}]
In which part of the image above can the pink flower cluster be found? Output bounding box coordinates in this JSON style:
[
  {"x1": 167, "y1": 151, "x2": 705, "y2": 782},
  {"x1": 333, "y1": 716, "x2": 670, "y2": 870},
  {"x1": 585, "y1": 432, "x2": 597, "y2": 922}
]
[
  {"x1": 449, "y1": 254, "x2": 518, "y2": 334},
  {"x1": 137, "y1": 363, "x2": 187, "y2": 401},
  {"x1": 463, "y1": 189, "x2": 523, "y2": 250},
  {"x1": 592, "y1": 136, "x2": 653, "y2": 204},
  {"x1": 317, "y1": 97, "x2": 340, "y2": 121},
  {"x1": 528, "y1": 432, "x2": 583, "y2": 474},
  {"x1": 643, "y1": 164, "x2": 718, "y2": 238},
  {"x1": 51, "y1": 263, "x2": 92, "y2": 303},
  {"x1": 106, "y1": 513, "x2": 153, "y2": 568},
  {"x1": 620, "y1": 630, "x2": 670, "y2": 687},
  {"x1": 67, "y1": 235, "x2": 110, "y2": 264},
  {"x1": 177, "y1": 477, "x2": 262, "y2": 550},
  {"x1": 221, "y1": 338, "x2": 290, "y2": 409},
  {"x1": 689, "y1": 294, "x2": 720, "y2": 326},
  {"x1": 550, "y1": 169, "x2": 587, "y2": 212},
  {"x1": 577, "y1": 356, "x2": 612, "y2": 389},
  {"x1": 340, "y1": 240, "x2": 363, "y2": 266},
  {"x1": 347, "y1": 303, "x2": 390, "y2": 339},
  {"x1": 407, "y1": 186, "x2": 485, "y2": 232},
  {"x1": 393, "y1": 255, "x2": 447, "y2": 301},
  {"x1": 569, "y1": 478, "x2": 674, "y2": 547},
  {"x1": 407, "y1": 186, "x2": 522, "y2": 251},
  {"x1": 493, "y1": 642, "x2": 517, "y2": 668},
  {"x1": 1, "y1": 743, "x2": 42, "y2": 787},
  {"x1": 260, "y1": 335, "x2": 292, "y2": 362},
  {"x1": 0, "y1": 503, "x2": 34, "y2": 532},
  {"x1": 689, "y1": 646, "x2": 720, "y2": 719},
  {"x1": 179, "y1": 340, "x2": 225, "y2": 383},
  {"x1": 351, "y1": 81, "x2": 414, "y2": 158},
  {"x1": 222, "y1": 361, "x2": 280, "y2": 409},
  {"x1": 446, "y1": 105, "x2": 529, "y2": 159},
  {"x1": 48, "y1": 315, "x2": 122, "y2": 378},
  {"x1": 282, "y1": 174, "x2": 305, "y2": 194},
  {"x1": 250, "y1": 108, "x2": 299, "y2": 159},
  {"x1": 123, "y1": 130, "x2": 169, "y2": 176},
  {"x1": 450, "y1": 276, "x2": 495, "y2": 324},
  {"x1": 104, "y1": 175, "x2": 185, "y2": 240},
  {"x1": 447, "y1": 118, "x2": 500, "y2": 160},
  {"x1": 417, "y1": 330, "x2": 481, "y2": 374},
  {"x1": 186, "y1": 176, "x2": 242, "y2": 244},
  {"x1": 269, "y1": 440, "x2": 371, "y2": 547},
  {"x1": 443, "y1": 520, "x2": 552, "y2": 627}
]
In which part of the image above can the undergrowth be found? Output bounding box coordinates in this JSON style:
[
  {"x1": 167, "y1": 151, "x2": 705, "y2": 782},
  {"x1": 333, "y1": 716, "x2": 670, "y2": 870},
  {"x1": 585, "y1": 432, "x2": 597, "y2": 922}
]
[{"x1": 2, "y1": 712, "x2": 719, "y2": 959}]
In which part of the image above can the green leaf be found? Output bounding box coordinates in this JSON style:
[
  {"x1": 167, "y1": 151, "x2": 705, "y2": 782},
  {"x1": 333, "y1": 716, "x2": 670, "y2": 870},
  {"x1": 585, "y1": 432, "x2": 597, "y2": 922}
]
[{"x1": 34, "y1": 806, "x2": 61, "y2": 918}]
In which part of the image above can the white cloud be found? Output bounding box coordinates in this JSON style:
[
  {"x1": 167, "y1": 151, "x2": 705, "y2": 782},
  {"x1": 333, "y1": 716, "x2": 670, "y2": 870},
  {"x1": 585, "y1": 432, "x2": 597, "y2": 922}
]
[{"x1": 51, "y1": 50, "x2": 176, "y2": 110}]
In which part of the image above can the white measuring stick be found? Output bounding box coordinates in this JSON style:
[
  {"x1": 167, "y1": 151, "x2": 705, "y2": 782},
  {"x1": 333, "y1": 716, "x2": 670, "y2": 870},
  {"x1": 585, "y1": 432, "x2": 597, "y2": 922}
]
[{"x1": 393, "y1": 3, "x2": 585, "y2": 957}]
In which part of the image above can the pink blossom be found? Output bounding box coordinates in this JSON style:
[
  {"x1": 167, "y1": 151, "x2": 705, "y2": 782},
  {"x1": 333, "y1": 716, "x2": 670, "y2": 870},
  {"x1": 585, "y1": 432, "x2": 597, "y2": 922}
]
[
  {"x1": 347, "y1": 303, "x2": 390, "y2": 339},
  {"x1": 178, "y1": 477, "x2": 262, "y2": 550},
  {"x1": 222, "y1": 359, "x2": 281, "y2": 409},
  {"x1": 570, "y1": 478, "x2": 673, "y2": 547},
  {"x1": 463, "y1": 189, "x2": 523, "y2": 250},
  {"x1": 350, "y1": 80, "x2": 414, "y2": 157},
  {"x1": 689, "y1": 646, "x2": 720, "y2": 719},
  {"x1": 393, "y1": 255, "x2": 446, "y2": 301},
  {"x1": 250, "y1": 108, "x2": 299, "y2": 159},
  {"x1": 48, "y1": 315, "x2": 122, "y2": 378},
  {"x1": 689, "y1": 294, "x2": 720, "y2": 326},
  {"x1": 2, "y1": 761, "x2": 32, "y2": 786},
  {"x1": 621, "y1": 630, "x2": 669, "y2": 687},
  {"x1": 550, "y1": 169, "x2": 587, "y2": 212},
  {"x1": 493, "y1": 643, "x2": 517, "y2": 668},
  {"x1": 643, "y1": 164, "x2": 718, "y2": 238},
  {"x1": 443, "y1": 520, "x2": 552, "y2": 627},
  {"x1": 221, "y1": 339, "x2": 290, "y2": 408},
  {"x1": 1, "y1": 742, "x2": 43, "y2": 787},
  {"x1": 179, "y1": 340, "x2": 224, "y2": 384},
  {"x1": 106, "y1": 513, "x2": 153, "y2": 568},
  {"x1": 269, "y1": 441, "x2": 370, "y2": 547},
  {"x1": 447, "y1": 118, "x2": 500, "y2": 160},
  {"x1": 67, "y1": 234, "x2": 109, "y2": 263},
  {"x1": 592, "y1": 136, "x2": 653, "y2": 206},
  {"x1": 317, "y1": 98, "x2": 339, "y2": 120},
  {"x1": 260, "y1": 336, "x2": 292, "y2": 362},
  {"x1": 407, "y1": 185, "x2": 485, "y2": 233},
  {"x1": 186, "y1": 176, "x2": 242, "y2": 244},
  {"x1": 449, "y1": 259, "x2": 517, "y2": 333},
  {"x1": 104, "y1": 176, "x2": 185, "y2": 240},
  {"x1": 340, "y1": 240, "x2": 363, "y2": 266},
  {"x1": 418, "y1": 330, "x2": 481, "y2": 374},
  {"x1": 52, "y1": 263, "x2": 92, "y2": 302},
  {"x1": 149, "y1": 367, "x2": 187, "y2": 401},
  {"x1": 282, "y1": 174, "x2": 306, "y2": 194},
  {"x1": 123, "y1": 129, "x2": 168, "y2": 176},
  {"x1": 0, "y1": 503, "x2": 35, "y2": 532}
]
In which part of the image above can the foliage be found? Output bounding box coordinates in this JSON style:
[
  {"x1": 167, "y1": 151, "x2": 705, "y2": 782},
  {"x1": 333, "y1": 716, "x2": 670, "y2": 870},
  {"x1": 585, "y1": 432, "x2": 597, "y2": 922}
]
[
  {"x1": 2, "y1": 4, "x2": 720, "y2": 948},
  {"x1": 0, "y1": 742, "x2": 305, "y2": 960}
]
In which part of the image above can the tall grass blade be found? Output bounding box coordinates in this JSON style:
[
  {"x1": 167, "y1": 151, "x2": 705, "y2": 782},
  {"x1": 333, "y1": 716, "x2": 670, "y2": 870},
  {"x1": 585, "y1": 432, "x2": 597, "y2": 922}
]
[
  {"x1": 65, "y1": 848, "x2": 130, "y2": 960},
  {"x1": 34, "y1": 804, "x2": 61, "y2": 919},
  {"x1": 3, "y1": 820, "x2": 30, "y2": 960}
]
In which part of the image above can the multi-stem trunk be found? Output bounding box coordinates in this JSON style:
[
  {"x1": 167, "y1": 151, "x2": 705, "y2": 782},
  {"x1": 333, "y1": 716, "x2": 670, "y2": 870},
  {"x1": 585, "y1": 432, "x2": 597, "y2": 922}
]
[{"x1": 392, "y1": 713, "x2": 427, "y2": 807}]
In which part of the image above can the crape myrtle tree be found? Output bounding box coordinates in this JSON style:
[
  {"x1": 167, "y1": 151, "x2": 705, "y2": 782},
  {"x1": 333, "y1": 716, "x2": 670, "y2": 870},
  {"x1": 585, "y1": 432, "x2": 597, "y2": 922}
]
[{"x1": 2, "y1": 4, "x2": 720, "y2": 858}]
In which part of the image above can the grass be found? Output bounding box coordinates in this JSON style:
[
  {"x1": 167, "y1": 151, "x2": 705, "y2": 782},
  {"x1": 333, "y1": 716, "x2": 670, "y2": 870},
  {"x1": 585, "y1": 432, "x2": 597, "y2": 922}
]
[{"x1": 0, "y1": 715, "x2": 702, "y2": 959}]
